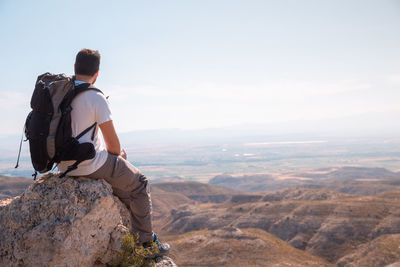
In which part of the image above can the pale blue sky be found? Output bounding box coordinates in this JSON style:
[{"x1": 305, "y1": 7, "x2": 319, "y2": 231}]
[{"x1": 1, "y1": 0, "x2": 399, "y2": 134}]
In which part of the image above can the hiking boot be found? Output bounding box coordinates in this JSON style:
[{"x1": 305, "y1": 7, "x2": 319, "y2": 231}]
[{"x1": 143, "y1": 233, "x2": 170, "y2": 258}]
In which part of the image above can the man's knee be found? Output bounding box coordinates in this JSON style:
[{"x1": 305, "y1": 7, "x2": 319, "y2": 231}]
[
  {"x1": 137, "y1": 173, "x2": 150, "y2": 194},
  {"x1": 119, "y1": 171, "x2": 149, "y2": 195},
  {"x1": 112, "y1": 173, "x2": 149, "y2": 198},
  {"x1": 138, "y1": 173, "x2": 148, "y2": 186}
]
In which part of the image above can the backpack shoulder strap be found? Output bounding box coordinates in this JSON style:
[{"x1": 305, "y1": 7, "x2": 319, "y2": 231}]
[
  {"x1": 73, "y1": 83, "x2": 104, "y2": 97},
  {"x1": 70, "y1": 83, "x2": 104, "y2": 141}
]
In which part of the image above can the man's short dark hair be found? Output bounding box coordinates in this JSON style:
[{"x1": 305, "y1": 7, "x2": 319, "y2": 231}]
[{"x1": 75, "y1": 49, "x2": 101, "y2": 76}]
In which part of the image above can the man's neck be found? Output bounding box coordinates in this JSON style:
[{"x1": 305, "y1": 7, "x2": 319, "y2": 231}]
[{"x1": 75, "y1": 74, "x2": 96, "y2": 84}]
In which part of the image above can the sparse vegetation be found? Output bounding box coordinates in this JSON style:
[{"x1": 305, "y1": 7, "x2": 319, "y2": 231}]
[{"x1": 112, "y1": 233, "x2": 158, "y2": 267}]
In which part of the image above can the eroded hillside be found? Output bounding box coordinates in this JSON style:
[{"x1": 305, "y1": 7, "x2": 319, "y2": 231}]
[
  {"x1": 153, "y1": 185, "x2": 400, "y2": 266},
  {"x1": 0, "y1": 176, "x2": 32, "y2": 200},
  {"x1": 167, "y1": 228, "x2": 334, "y2": 267}
]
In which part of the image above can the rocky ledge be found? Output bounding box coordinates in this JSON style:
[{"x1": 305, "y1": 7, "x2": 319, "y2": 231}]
[{"x1": 0, "y1": 173, "x2": 176, "y2": 267}]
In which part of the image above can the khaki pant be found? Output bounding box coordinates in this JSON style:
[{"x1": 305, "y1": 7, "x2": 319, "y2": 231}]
[{"x1": 83, "y1": 153, "x2": 153, "y2": 243}]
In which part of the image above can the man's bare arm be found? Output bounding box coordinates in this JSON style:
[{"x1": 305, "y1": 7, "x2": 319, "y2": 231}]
[{"x1": 99, "y1": 120, "x2": 122, "y2": 156}]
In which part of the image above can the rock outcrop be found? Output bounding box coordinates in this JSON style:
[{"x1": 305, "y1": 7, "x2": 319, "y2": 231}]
[{"x1": 0, "y1": 173, "x2": 176, "y2": 267}]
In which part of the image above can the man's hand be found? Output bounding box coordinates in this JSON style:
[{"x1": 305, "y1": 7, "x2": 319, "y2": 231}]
[{"x1": 120, "y1": 149, "x2": 127, "y2": 160}]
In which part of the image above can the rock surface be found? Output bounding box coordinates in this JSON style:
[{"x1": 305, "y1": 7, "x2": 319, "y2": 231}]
[{"x1": 0, "y1": 173, "x2": 176, "y2": 267}]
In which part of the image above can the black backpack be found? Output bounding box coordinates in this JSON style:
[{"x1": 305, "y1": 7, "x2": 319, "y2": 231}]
[{"x1": 15, "y1": 73, "x2": 103, "y2": 179}]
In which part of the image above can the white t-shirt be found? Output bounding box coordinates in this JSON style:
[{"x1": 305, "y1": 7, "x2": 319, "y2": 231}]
[{"x1": 57, "y1": 82, "x2": 112, "y2": 176}]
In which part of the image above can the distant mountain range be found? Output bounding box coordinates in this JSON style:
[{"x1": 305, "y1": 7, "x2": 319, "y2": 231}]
[
  {"x1": 209, "y1": 167, "x2": 400, "y2": 194},
  {"x1": 2, "y1": 111, "x2": 400, "y2": 151}
]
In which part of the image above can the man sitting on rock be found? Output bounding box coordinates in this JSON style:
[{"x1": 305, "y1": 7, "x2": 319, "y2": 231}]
[{"x1": 58, "y1": 48, "x2": 170, "y2": 257}]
